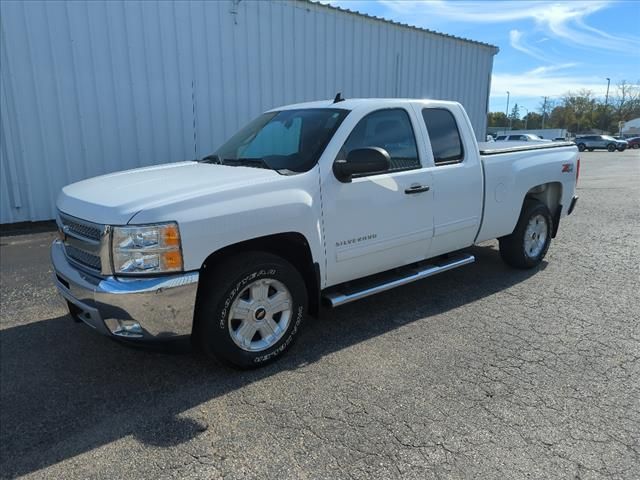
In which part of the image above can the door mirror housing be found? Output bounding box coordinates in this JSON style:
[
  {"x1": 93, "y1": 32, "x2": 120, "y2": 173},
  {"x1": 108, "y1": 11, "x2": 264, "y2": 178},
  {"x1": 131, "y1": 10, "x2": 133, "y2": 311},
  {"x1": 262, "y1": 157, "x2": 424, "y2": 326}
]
[{"x1": 333, "y1": 147, "x2": 391, "y2": 183}]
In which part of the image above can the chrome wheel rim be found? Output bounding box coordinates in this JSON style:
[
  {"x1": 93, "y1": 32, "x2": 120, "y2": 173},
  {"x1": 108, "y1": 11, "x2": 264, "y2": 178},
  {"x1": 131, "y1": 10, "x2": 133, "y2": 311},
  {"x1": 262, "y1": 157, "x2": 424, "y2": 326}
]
[
  {"x1": 524, "y1": 214, "x2": 548, "y2": 259},
  {"x1": 228, "y1": 278, "x2": 292, "y2": 352}
]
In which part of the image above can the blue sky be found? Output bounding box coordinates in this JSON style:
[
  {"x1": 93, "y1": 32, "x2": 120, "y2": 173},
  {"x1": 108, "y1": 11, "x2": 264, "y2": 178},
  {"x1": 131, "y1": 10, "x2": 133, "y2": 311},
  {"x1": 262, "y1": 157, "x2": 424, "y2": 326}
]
[{"x1": 323, "y1": 0, "x2": 640, "y2": 115}]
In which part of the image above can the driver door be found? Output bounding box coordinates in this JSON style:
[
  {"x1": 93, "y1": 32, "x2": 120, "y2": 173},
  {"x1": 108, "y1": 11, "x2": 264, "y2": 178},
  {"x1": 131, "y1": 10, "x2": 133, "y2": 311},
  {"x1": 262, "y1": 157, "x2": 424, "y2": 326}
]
[{"x1": 321, "y1": 108, "x2": 434, "y2": 287}]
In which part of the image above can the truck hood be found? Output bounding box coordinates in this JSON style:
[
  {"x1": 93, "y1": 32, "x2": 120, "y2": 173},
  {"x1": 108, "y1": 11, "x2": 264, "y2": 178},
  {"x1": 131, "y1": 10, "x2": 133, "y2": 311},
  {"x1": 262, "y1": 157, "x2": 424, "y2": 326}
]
[{"x1": 57, "y1": 161, "x2": 281, "y2": 224}]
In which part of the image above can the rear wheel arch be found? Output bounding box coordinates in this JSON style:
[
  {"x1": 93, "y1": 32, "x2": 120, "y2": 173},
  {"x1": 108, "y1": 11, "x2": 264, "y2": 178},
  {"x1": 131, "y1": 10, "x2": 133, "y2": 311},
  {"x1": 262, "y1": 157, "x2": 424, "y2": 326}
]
[{"x1": 521, "y1": 182, "x2": 563, "y2": 238}]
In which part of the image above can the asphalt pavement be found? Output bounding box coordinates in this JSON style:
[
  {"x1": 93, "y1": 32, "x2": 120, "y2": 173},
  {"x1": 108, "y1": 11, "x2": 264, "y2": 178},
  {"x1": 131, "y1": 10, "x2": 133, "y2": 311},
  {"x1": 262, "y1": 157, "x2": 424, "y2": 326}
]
[{"x1": 1, "y1": 149, "x2": 639, "y2": 479}]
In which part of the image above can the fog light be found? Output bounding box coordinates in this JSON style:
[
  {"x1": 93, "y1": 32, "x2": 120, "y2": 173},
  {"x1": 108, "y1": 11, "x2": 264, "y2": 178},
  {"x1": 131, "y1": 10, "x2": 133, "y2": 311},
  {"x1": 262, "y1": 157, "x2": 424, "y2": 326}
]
[{"x1": 105, "y1": 319, "x2": 144, "y2": 338}]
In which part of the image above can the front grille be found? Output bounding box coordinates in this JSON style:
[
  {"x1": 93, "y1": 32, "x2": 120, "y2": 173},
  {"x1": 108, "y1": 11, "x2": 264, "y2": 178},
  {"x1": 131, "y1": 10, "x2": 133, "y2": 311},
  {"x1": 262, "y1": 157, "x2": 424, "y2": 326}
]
[
  {"x1": 58, "y1": 212, "x2": 106, "y2": 272},
  {"x1": 65, "y1": 245, "x2": 102, "y2": 270},
  {"x1": 59, "y1": 214, "x2": 102, "y2": 241}
]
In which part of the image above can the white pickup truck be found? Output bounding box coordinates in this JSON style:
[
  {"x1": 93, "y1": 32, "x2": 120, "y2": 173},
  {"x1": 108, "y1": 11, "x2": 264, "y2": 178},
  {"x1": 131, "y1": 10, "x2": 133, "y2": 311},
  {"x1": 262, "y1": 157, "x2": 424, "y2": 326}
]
[{"x1": 52, "y1": 98, "x2": 579, "y2": 368}]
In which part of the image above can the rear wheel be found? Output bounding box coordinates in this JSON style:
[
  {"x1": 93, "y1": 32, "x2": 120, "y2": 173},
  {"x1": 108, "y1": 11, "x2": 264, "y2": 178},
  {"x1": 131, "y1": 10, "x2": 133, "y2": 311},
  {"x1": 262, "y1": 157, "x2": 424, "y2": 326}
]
[
  {"x1": 617, "y1": 146, "x2": 626, "y2": 152},
  {"x1": 607, "y1": 143, "x2": 616, "y2": 152},
  {"x1": 633, "y1": 144, "x2": 639, "y2": 149},
  {"x1": 195, "y1": 252, "x2": 307, "y2": 369},
  {"x1": 577, "y1": 143, "x2": 586, "y2": 152},
  {"x1": 588, "y1": 148, "x2": 594, "y2": 152},
  {"x1": 499, "y1": 200, "x2": 552, "y2": 269}
]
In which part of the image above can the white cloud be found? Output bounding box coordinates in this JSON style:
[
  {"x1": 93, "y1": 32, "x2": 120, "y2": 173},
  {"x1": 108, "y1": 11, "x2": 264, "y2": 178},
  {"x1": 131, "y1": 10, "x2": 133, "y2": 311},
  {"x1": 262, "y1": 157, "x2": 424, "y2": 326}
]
[
  {"x1": 375, "y1": 0, "x2": 640, "y2": 54},
  {"x1": 509, "y1": 30, "x2": 554, "y2": 63},
  {"x1": 491, "y1": 65, "x2": 608, "y2": 99}
]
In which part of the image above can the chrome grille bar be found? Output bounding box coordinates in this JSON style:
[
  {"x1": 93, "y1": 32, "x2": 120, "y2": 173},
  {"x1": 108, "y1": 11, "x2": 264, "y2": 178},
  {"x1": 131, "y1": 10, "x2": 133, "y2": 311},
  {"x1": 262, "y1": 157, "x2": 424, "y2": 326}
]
[{"x1": 57, "y1": 211, "x2": 109, "y2": 274}]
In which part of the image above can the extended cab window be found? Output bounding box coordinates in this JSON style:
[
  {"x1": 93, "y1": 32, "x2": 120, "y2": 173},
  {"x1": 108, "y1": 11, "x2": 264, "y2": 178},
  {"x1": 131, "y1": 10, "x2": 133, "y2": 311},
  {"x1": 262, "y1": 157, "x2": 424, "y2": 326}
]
[
  {"x1": 422, "y1": 108, "x2": 464, "y2": 165},
  {"x1": 341, "y1": 109, "x2": 420, "y2": 172}
]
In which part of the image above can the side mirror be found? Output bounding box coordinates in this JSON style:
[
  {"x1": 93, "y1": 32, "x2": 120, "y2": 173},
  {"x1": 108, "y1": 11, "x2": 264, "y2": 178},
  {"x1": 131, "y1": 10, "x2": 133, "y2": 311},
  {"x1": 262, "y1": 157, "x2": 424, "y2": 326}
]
[{"x1": 333, "y1": 147, "x2": 391, "y2": 183}]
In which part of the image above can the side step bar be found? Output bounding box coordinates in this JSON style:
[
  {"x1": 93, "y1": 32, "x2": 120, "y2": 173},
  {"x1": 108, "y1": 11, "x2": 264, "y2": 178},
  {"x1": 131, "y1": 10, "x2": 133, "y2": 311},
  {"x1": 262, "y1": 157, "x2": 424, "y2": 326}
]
[{"x1": 322, "y1": 253, "x2": 475, "y2": 308}]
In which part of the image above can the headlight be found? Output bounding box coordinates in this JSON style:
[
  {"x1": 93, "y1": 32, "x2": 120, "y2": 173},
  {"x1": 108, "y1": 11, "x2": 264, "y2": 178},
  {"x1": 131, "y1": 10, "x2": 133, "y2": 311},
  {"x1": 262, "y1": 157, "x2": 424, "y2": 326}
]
[{"x1": 112, "y1": 223, "x2": 183, "y2": 275}]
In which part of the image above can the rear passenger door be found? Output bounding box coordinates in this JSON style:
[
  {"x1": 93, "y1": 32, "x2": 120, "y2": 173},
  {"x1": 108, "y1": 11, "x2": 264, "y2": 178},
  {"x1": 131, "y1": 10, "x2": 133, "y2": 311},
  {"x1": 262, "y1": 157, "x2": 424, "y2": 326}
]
[{"x1": 416, "y1": 106, "x2": 483, "y2": 257}]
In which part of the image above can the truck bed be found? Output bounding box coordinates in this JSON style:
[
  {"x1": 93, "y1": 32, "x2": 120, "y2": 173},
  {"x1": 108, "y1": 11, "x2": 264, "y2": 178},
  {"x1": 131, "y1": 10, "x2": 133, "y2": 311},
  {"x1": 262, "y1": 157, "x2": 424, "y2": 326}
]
[
  {"x1": 478, "y1": 141, "x2": 575, "y2": 156},
  {"x1": 474, "y1": 141, "x2": 578, "y2": 244}
]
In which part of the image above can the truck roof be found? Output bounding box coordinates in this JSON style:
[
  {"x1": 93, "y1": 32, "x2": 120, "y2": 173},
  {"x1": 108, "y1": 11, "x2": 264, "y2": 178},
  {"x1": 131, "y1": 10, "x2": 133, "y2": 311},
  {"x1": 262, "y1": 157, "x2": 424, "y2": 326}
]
[{"x1": 269, "y1": 98, "x2": 462, "y2": 111}]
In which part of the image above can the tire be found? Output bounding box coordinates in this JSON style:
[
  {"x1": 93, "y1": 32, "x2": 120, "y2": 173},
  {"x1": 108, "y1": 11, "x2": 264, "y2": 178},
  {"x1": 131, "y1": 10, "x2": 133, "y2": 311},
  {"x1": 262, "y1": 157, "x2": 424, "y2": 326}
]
[
  {"x1": 195, "y1": 251, "x2": 307, "y2": 369},
  {"x1": 588, "y1": 148, "x2": 594, "y2": 152},
  {"x1": 499, "y1": 200, "x2": 553, "y2": 269},
  {"x1": 607, "y1": 143, "x2": 616, "y2": 152},
  {"x1": 577, "y1": 143, "x2": 586, "y2": 152},
  {"x1": 633, "y1": 144, "x2": 639, "y2": 149},
  {"x1": 617, "y1": 147, "x2": 626, "y2": 152}
]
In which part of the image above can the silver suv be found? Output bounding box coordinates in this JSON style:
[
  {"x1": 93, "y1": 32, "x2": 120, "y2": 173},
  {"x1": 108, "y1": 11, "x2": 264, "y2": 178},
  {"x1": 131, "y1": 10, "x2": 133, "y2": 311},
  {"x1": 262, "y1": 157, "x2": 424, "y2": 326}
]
[{"x1": 575, "y1": 135, "x2": 628, "y2": 152}]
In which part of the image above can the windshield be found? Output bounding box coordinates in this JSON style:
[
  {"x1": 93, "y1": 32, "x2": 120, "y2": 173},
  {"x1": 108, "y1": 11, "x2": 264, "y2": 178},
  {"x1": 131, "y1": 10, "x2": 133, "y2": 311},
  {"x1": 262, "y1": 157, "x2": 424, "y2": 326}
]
[{"x1": 203, "y1": 108, "x2": 349, "y2": 173}]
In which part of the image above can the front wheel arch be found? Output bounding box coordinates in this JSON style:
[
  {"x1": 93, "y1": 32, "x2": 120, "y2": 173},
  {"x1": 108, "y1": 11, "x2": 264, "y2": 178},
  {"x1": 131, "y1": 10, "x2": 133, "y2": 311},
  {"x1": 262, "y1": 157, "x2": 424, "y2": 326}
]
[{"x1": 197, "y1": 232, "x2": 320, "y2": 318}]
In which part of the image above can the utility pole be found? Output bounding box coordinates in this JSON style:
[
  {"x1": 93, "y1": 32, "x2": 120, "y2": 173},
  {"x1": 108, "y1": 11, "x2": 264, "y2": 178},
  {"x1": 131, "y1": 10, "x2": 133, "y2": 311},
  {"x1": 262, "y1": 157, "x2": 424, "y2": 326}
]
[
  {"x1": 605, "y1": 78, "x2": 611, "y2": 106},
  {"x1": 505, "y1": 91, "x2": 510, "y2": 134},
  {"x1": 541, "y1": 96, "x2": 548, "y2": 129},
  {"x1": 522, "y1": 107, "x2": 529, "y2": 130}
]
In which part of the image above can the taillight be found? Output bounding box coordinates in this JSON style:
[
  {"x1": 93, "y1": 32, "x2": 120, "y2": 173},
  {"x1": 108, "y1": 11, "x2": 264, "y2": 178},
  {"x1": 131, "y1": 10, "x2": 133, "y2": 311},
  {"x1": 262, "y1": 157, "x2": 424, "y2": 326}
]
[{"x1": 576, "y1": 158, "x2": 580, "y2": 186}]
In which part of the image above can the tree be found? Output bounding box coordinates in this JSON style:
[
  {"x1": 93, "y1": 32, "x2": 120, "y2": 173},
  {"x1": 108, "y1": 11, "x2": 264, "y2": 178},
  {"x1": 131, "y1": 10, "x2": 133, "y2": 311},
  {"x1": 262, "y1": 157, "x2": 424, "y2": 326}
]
[
  {"x1": 487, "y1": 79, "x2": 640, "y2": 135},
  {"x1": 523, "y1": 112, "x2": 542, "y2": 129},
  {"x1": 508, "y1": 103, "x2": 522, "y2": 129},
  {"x1": 487, "y1": 111, "x2": 508, "y2": 128},
  {"x1": 612, "y1": 80, "x2": 640, "y2": 120}
]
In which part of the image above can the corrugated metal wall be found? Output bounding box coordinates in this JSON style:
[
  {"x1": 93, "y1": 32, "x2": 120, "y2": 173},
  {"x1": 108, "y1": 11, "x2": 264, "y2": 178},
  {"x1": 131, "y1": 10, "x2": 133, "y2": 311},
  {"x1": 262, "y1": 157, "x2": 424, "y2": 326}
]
[{"x1": 0, "y1": 0, "x2": 497, "y2": 223}]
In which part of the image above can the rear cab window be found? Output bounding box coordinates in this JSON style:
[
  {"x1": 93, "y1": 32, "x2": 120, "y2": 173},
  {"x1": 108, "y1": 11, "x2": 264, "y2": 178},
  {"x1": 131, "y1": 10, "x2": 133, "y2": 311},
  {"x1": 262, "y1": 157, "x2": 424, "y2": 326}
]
[{"x1": 421, "y1": 108, "x2": 464, "y2": 165}]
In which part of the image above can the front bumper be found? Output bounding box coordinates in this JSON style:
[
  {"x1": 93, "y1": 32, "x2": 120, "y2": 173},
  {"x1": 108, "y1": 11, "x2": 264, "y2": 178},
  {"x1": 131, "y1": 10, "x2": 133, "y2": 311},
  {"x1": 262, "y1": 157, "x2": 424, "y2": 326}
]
[{"x1": 51, "y1": 240, "x2": 199, "y2": 340}]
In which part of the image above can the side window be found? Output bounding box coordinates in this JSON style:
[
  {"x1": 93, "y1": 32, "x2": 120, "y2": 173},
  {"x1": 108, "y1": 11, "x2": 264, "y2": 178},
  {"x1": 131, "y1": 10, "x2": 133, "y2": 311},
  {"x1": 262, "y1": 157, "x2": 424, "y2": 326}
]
[
  {"x1": 421, "y1": 108, "x2": 464, "y2": 165},
  {"x1": 496, "y1": 135, "x2": 506, "y2": 140},
  {"x1": 341, "y1": 109, "x2": 420, "y2": 172}
]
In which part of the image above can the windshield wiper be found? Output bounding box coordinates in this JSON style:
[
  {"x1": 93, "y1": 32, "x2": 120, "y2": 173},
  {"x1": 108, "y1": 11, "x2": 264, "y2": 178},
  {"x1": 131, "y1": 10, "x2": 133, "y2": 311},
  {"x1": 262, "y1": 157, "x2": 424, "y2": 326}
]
[
  {"x1": 199, "y1": 153, "x2": 222, "y2": 164},
  {"x1": 220, "y1": 158, "x2": 270, "y2": 169},
  {"x1": 200, "y1": 154, "x2": 272, "y2": 170}
]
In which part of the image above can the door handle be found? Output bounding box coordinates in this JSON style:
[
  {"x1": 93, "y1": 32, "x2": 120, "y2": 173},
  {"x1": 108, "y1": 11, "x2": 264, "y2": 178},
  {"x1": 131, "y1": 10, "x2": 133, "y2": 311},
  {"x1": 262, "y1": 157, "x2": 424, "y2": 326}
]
[{"x1": 404, "y1": 184, "x2": 430, "y2": 194}]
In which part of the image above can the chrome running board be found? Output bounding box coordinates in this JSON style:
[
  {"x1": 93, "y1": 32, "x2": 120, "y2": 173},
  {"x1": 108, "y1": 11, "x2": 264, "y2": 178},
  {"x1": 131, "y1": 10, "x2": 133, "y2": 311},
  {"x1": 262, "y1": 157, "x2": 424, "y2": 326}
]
[{"x1": 322, "y1": 253, "x2": 475, "y2": 308}]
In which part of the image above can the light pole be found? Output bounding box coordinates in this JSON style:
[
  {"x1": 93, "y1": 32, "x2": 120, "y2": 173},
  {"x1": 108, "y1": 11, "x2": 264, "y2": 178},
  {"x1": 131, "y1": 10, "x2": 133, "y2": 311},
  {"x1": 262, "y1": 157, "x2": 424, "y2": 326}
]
[
  {"x1": 522, "y1": 107, "x2": 529, "y2": 130},
  {"x1": 505, "y1": 91, "x2": 510, "y2": 134},
  {"x1": 603, "y1": 78, "x2": 611, "y2": 133}
]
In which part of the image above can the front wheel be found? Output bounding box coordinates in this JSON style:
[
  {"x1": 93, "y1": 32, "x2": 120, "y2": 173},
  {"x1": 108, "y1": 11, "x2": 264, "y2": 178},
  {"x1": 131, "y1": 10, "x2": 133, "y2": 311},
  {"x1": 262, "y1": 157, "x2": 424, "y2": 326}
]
[
  {"x1": 499, "y1": 200, "x2": 552, "y2": 269},
  {"x1": 195, "y1": 252, "x2": 307, "y2": 369},
  {"x1": 607, "y1": 143, "x2": 616, "y2": 152}
]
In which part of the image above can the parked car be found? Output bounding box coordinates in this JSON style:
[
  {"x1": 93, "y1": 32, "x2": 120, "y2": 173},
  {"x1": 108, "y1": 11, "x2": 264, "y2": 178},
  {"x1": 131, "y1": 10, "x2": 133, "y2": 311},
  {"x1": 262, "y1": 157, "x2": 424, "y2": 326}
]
[
  {"x1": 495, "y1": 133, "x2": 552, "y2": 142},
  {"x1": 575, "y1": 135, "x2": 628, "y2": 152},
  {"x1": 626, "y1": 137, "x2": 640, "y2": 149},
  {"x1": 52, "y1": 98, "x2": 579, "y2": 368}
]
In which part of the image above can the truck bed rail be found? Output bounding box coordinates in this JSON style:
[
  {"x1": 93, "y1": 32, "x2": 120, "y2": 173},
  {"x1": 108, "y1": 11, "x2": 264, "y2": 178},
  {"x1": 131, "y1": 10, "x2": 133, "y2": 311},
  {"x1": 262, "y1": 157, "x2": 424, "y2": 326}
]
[{"x1": 479, "y1": 141, "x2": 576, "y2": 156}]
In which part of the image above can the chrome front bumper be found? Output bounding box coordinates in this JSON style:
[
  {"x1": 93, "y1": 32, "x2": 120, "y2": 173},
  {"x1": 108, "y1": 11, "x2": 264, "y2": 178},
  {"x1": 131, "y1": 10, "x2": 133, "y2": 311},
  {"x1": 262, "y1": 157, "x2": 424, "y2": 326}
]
[{"x1": 51, "y1": 240, "x2": 199, "y2": 340}]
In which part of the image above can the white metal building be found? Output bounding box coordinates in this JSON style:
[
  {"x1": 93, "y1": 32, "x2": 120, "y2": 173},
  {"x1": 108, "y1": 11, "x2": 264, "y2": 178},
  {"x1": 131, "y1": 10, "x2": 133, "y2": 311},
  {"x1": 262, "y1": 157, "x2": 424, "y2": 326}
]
[{"x1": 0, "y1": 0, "x2": 498, "y2": 223}]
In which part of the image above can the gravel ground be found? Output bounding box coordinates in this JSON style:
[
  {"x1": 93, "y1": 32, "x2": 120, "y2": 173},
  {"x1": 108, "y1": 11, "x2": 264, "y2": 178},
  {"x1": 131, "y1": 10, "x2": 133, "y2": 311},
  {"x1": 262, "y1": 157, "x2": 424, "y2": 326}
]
[{"x1": 1, "y1": 149, "x2": 639, "y2": 479}]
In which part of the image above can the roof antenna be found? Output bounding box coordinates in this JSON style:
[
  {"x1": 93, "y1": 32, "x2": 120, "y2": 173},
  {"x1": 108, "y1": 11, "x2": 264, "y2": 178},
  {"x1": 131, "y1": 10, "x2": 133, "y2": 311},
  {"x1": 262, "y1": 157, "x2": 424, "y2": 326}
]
[{"x1": 333, "y1": 92, "x2": 345, "y2": 103}]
